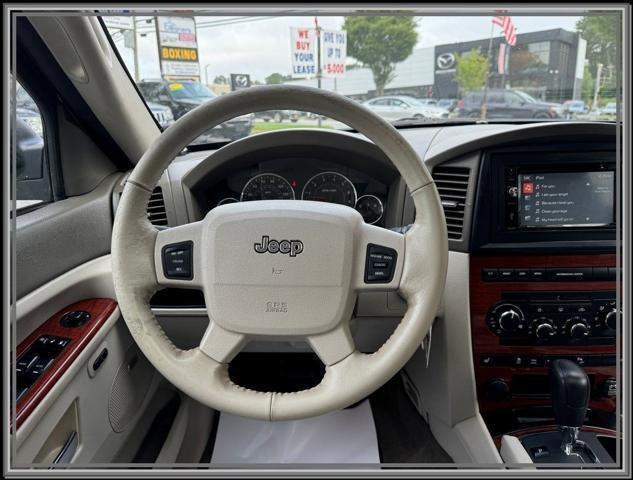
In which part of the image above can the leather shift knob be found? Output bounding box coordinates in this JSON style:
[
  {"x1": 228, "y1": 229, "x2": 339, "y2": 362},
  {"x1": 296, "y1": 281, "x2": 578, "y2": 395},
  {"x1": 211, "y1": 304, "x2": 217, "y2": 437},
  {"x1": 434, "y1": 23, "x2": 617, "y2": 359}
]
[{"x1": 549, "y1": 359, "x2": 590, "y2": 428}]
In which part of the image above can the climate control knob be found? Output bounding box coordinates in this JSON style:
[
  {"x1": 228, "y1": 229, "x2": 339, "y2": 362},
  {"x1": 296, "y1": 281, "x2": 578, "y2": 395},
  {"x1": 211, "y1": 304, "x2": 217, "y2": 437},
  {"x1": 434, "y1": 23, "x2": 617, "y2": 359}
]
[
  {"x1": 568, "y1": 319, "x2": 590, "y2": 339},
  {"x1": 535, "y1": 321, "x2": 556, "y2": 339},
  {"x1": 495, "y1": 304, "x2": 525, "y2": 333},
  {"x1": 603, "y1": 308, "x2": 619, "y2": 330}
]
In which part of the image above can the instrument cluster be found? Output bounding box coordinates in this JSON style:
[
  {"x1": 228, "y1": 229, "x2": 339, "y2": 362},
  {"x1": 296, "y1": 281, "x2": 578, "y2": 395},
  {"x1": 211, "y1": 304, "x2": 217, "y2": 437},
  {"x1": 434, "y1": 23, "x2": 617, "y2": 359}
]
[{"x1": 214, "y1": 171, "x2": 385, "y2": 225}]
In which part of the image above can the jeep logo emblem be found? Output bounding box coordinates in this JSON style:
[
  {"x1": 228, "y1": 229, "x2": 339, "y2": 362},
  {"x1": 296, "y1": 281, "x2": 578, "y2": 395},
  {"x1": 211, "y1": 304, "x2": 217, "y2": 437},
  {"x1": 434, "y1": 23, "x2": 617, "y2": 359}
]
[{"x1": 254, "y1": 236, "x2": 304, "y2": 257}]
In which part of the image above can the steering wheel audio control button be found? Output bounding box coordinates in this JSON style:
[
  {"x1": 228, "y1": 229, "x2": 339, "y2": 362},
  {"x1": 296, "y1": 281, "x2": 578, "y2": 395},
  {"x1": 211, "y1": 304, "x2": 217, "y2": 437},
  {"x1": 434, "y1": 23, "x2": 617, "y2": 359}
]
[
  {"x1": 162, "y1": 241, "x2": 193, "y2": 279},
  {"x1": 364, "y1": 244, "x2": 397, "y2": 283}
]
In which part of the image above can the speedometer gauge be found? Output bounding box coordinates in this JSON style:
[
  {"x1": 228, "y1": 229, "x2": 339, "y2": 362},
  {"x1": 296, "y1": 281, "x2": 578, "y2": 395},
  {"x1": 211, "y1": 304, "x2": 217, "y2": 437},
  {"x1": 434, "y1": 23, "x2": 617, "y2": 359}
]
[
  {"x1": 301, "y1": 172, "x2": 357, "y2": 207},
  {"x1": 240, "y1": 173, "x2": 295, "y2": 202}
]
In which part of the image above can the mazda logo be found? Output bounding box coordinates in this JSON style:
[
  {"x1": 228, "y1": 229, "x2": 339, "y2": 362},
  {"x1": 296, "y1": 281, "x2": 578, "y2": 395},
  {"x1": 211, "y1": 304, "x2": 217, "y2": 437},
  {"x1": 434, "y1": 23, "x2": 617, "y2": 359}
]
[
  {"x1": 254, "y1": 236, "x2": 304, "y2": 257},
  {"x1": 436, "y1": 53, "x2": 455, "y2": 70}
]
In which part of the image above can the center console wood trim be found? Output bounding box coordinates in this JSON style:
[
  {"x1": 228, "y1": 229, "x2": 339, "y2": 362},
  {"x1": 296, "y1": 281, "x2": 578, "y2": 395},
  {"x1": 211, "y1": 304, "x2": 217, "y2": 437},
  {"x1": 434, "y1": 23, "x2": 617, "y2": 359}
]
[
  {"x1": 14, "y1": 298, "x2": 118, "y2": 429},
  {"x1": 470, "y1": 254, "x2": 617, "y2": 416}
]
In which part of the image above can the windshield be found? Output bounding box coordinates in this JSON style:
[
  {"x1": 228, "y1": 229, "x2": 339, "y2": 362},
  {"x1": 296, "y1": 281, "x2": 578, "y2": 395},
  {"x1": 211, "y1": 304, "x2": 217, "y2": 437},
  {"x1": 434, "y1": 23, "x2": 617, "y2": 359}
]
[{"x1": 102, "y1": 12, "x2": 620, "y2": 146}]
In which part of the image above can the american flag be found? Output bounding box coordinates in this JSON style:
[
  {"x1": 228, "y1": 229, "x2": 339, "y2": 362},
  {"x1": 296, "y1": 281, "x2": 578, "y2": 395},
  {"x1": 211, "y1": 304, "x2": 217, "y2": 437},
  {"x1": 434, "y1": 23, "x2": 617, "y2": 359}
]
[{"x1": 492, "y1": 15, "x2": 517, "y2": 46}]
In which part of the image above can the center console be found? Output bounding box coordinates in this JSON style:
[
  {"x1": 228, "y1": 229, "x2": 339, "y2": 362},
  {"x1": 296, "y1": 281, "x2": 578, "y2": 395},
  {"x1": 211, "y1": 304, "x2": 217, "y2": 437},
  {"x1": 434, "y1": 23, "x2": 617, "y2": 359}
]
[{"x1": 470, "y1": 144, "x2": 618, "y2": 439}]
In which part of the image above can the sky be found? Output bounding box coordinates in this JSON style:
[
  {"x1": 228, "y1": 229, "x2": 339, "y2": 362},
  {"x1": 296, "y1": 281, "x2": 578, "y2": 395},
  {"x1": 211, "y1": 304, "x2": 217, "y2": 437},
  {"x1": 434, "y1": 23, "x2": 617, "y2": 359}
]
[{"x1": 108, "y1": 15, "x2": 582, "y2": 84}]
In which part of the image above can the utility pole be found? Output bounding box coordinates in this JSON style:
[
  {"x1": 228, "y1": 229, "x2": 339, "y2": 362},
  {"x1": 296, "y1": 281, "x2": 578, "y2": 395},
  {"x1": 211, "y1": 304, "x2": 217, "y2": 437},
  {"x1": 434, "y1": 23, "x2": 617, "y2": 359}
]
[
  {"x1": 132, "y1": 16, "x2": 140, "y2": 81},
  {"x1": 592, "y1": 62, "x2": 603, "y2": 113},
  {"x1": 315, "y1": 16, "x2": 322, "y2": 128},
  {"x1": 480, "y1": 21, "x2": 495, "y2": 121}
]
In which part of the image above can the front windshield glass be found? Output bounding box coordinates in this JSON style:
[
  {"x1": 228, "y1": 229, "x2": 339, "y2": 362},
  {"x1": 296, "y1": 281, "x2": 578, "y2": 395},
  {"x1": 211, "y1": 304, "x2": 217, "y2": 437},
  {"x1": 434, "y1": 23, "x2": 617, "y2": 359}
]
[{"x1": 102, "y1": 12, "x2": 620, "y2": 145}]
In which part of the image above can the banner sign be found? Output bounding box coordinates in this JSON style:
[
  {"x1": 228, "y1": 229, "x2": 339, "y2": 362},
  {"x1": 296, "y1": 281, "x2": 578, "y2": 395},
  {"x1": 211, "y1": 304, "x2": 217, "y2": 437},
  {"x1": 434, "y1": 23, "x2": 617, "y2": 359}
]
[
  {"x1": 157, "y1": 16, "x2": 200, "y2": 80},
  {"x1": 321, "y1": 29, "x2": 346, "y2": 78},
  {"x1": 103, "y1": 16, "x2": 134, "y2": 30},
  {"x1": 290, "y1": 27, "x2": 317, "y2": 78}
]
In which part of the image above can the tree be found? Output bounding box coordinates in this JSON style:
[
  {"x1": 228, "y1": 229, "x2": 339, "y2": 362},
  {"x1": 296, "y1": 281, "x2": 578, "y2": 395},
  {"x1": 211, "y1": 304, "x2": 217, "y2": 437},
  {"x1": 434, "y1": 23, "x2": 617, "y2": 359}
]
[
  {"x1": 576, "y1": 15, "x2": 619, "y2": 76},
  {"x1": 265, "y1": 72, "x2": 292, "y2": 85},
  {"x1": 454, "y1": 48, "x2": 489, "y2": 95},
  {"x1": 581, "y1": 65, "x2": 595, "y2": 104},
  {"x1": 213, "y1": 75, "x2": 228, "y2": 85},
  {"x1": 343, "y1": 16, "x2": 418, "y2": 96}
]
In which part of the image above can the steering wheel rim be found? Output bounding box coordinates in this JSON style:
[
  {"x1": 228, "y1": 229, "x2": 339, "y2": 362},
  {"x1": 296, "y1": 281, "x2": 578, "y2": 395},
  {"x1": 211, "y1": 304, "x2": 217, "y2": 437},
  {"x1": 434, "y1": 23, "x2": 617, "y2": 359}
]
[{"x1": 111, "y1": 85, "x2": 448, "y2": 421}]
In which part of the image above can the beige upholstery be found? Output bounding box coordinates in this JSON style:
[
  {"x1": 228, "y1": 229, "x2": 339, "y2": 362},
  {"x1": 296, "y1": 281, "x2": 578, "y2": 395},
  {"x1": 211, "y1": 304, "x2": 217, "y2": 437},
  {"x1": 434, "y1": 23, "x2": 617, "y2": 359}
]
[{"x1": 111, "y1": 85, "x2": 448, "y2": 420}]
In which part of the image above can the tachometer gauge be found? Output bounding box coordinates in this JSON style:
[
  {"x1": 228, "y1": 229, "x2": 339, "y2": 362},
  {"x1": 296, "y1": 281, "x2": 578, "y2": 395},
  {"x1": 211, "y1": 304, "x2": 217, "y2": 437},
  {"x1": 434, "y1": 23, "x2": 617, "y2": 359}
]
[
  {"x1": 240, "y1": 173, "x2": 295, "y2": 201},
  {"x1": 301, "y1": 172, "x2": 357, "y2": 207},
  {"x1": 355, "y1": 195, "x2": 384, "y2": 225},
  {"x1": 216, "y1": 197, "x2": 239, "y2": 207}
]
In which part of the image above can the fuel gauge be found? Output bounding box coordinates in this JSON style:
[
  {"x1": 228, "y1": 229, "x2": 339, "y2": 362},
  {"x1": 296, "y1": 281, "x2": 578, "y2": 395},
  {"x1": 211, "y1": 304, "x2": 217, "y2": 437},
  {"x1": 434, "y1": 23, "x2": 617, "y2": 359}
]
[{"x1": 355, "y1": 194, "x2": 384, "y2": 225}]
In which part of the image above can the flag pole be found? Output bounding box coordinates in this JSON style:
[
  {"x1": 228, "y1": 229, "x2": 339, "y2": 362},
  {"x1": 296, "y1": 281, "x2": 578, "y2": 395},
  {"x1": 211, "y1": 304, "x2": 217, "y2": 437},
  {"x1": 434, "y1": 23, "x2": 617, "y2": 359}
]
[
  {"x1": 480, "y1": 20, "x2": 495, "y2": 121},
  {"x1": 315, "y1": 16, "x2": 322, "y2": 128},
  {"x1": 502, "y1": 44, "x2": 510, "y2": 88}
]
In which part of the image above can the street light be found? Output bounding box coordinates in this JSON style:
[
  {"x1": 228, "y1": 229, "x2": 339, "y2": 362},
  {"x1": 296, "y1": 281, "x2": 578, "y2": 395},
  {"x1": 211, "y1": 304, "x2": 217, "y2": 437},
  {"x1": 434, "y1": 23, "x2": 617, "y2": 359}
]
[{"x1": 205, "y1": 64, "x2": 212, "y2": 85}]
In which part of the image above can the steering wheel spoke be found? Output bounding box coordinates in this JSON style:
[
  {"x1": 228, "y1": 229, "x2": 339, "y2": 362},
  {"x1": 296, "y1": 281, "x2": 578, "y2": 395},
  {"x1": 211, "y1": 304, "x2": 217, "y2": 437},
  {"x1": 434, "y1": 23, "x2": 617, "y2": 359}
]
[
  {"x1": 308, "y1": 324, "x2": 356, "y2": 366},
  {"x1": 353, "y1": 222, "x2": 405, "y2": 292},
  {"x1": 154, "y1": 221, "x2": 204, "y2": 289},
  {"x1": 199, "y1": 321, "x2": 247, "y2": 363}
]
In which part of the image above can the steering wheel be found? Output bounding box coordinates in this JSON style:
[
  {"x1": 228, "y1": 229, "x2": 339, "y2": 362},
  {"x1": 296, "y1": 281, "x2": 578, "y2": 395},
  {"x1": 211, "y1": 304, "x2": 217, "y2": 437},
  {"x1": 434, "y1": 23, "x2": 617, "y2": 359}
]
[{"x1": 111, "y1": 85, "x2": 447, "y2": 421}]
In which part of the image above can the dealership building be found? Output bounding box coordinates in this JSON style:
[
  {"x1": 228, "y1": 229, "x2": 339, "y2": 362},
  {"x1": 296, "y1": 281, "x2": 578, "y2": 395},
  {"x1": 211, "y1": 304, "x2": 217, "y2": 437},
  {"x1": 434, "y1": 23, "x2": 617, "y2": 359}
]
[{"x1": 285, "y1": 28, "x2": 586, "y2": 102}]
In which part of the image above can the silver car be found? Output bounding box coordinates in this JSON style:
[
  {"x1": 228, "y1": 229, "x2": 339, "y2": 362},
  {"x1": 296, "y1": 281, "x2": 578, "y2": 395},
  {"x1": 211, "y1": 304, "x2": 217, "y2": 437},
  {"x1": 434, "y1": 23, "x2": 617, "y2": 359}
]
[{"x1": 362, "y1": 96, "x2": 449, "y2": 121}]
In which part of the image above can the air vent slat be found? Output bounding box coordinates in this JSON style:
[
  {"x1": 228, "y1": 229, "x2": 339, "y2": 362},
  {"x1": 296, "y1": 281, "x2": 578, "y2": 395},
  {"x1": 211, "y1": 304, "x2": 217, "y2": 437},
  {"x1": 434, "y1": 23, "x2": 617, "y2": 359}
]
[
  {"x1": 147, "y1": 186, "x2": 168, "y2": 226},
  {"x1": 432, "y1": 166, "x2": 470, "y2": 241}
]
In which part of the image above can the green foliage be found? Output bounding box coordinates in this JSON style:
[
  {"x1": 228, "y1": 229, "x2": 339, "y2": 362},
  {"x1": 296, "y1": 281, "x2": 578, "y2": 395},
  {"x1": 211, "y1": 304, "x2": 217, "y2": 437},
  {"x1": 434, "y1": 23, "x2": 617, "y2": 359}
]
[
  {"x1": 265, "y1": 72, "x2": 292, "y2": 85},
  {"x1": 581, "y1": 65, "x2": 595, "y2": 104},
  {"x1": 343, "y1": 16, "x2": 418, "y2": 95},
  {"x1": 213, "y1": 75, "x2": 228, "y2": 84},
  {"x1": 454, "y1": 48, "x2": 489, "y2": 94},
  {"x1": 576, "y1": 15, "x2": 619, "y2": 75}
]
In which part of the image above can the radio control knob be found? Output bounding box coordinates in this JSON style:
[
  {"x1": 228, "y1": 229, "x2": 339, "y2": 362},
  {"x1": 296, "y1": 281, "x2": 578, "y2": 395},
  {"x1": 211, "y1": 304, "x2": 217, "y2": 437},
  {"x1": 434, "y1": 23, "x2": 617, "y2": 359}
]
[
  {"x1": 569, "y1": 322, "x2": 590, "y2": 339},
  {"x1": 496, "y1": 305, "x2": 524, "y2": 332},
  {"x1": 603, "y1": 308, "x2": 619, "y2": 330},
  {"x1": 535, "y1": 322, "x2": 555, "y2": 339}
]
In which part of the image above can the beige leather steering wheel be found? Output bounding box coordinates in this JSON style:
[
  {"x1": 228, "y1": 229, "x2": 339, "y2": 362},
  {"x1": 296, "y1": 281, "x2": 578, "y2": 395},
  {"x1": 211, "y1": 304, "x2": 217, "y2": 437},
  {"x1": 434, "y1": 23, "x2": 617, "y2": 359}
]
[{"x1": 111, "y1": 85, "x2": 447, "y2": 421}]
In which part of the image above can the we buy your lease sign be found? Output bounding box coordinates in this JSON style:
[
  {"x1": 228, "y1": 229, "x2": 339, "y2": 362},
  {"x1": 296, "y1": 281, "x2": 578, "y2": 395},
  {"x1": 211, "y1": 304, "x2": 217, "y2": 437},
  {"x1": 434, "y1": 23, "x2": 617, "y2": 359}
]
[{"x1": 290, "y1": 27, "x2": 317, "y2": 77}]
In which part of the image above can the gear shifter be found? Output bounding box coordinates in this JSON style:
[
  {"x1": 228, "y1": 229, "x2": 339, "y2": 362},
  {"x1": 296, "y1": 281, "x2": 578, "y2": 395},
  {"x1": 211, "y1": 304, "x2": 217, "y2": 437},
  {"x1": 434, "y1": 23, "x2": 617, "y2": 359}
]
[{"x1": 549, "y1": 359, "x2": 599, "y2": 462}]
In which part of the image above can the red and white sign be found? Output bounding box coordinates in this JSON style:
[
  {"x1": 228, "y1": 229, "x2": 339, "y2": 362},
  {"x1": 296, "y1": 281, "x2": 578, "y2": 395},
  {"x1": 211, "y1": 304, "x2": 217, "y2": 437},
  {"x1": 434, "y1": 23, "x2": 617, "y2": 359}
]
[
  {"x1": 492, "y1": 15, "x2": 517, "y2": 46},
  {"x1": 321, "y1": 29, "x2": 347, "y2": 78},
  {"x1": 290, "y1": 27, "x2": 317, "y2": 78}
]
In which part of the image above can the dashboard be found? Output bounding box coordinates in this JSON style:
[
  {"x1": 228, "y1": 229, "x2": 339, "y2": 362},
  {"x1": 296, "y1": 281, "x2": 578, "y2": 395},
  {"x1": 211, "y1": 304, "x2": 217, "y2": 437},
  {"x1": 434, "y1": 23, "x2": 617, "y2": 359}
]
[{"x1": 146, "y1": 122, "x2": 619, "y2": 439}]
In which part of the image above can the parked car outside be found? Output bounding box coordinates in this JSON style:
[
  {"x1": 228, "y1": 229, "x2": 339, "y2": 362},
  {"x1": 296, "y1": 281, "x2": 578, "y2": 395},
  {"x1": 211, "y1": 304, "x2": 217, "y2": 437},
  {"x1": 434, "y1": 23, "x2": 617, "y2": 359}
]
[
  {"x1": 416, "y1": 98, "x2": 438, "y2": 106},
  {"x1": 362, "y1": 95, "x2": 449, "y2": 121},
  {"x1": 137, "y1": 79, "x2": 252, "y2": 142},
  {"x1": 562, "y1": 100, "x2": 589, "y2": 119},
  {"x1": 147, "y1": 102, "x2": 175, "y2": 129},
  {"x1": 16, "y1": 107, "x2": 43, "y2": 137},
  {"x1": 437, "y1": 98, "x2": 458, "y2": 112},
  {"x1": 600, "y1": 102, "x2": 617, "y2": 118},
  {"x1": 254, "y1": 110, "x2": 301, "y2": 123},
  {"x1": 454, "y1": 89, "x2": 563, "y2": 119}
]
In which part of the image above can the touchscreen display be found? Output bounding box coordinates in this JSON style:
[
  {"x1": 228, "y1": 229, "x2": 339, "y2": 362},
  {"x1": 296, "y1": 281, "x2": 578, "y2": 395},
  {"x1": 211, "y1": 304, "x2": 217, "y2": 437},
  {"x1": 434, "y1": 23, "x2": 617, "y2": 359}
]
[{"x1": 517, "y1": 171, "x2": 614, "y2": 228}]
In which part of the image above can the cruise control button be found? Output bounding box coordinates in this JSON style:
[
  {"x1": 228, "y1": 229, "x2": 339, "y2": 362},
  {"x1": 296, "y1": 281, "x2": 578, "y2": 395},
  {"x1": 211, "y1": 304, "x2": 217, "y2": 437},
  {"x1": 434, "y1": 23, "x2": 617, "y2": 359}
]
[
  {"x1": 162, "y1": 242, "x2": 193, "y2": 280},
  {"x1": 365, "y1": 244, "x2": 397, "y2": 284}
]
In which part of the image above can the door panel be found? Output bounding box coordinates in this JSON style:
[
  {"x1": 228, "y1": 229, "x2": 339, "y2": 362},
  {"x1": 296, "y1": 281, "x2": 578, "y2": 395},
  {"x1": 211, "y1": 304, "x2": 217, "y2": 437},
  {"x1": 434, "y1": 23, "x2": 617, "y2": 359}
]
[
  {"x1": 13, "y1": 256, "x2": 163, "y2": 464},
  {"x1": 15, "y1": 172, "x2": 123, "y2": 300}
]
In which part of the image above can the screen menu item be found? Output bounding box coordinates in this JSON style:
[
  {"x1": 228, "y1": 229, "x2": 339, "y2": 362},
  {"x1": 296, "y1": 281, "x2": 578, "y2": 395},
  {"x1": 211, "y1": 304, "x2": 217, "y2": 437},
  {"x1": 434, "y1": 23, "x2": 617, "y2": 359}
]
[{"x1": 518, "y1": 171, "x2": 614, "y2": 228}]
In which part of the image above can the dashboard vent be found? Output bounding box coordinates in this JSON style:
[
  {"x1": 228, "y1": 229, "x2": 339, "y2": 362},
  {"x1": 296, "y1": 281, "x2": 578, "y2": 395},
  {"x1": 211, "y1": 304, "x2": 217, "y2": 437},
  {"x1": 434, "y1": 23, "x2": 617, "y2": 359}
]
[
  {"x1": 147, "y1": 187, "x2": 168, "y2": 227},
  {"x1": 432, "y1": 166, "x2": 470, "y2": 240}
]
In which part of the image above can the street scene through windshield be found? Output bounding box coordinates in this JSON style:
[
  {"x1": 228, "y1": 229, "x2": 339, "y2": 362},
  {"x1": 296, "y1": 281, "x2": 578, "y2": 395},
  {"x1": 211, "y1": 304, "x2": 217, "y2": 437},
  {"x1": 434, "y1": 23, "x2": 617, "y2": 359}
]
[{"x1": 103, "y1": 14, "x2": 620, "y2": 145}]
